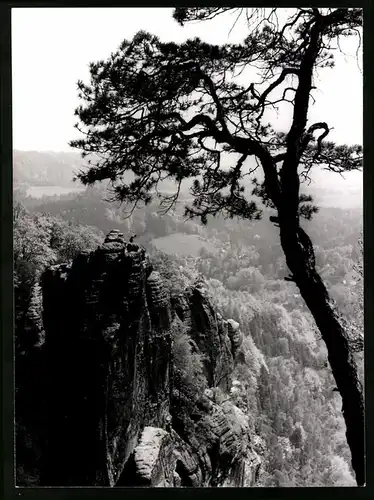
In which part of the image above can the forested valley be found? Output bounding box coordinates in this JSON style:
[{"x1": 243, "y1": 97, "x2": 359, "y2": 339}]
[{"x1": 14, "y1": 153, "x2": 363, "y2": 487}]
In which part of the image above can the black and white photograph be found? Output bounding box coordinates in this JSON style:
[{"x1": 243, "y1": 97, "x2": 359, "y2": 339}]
[{"x1": 12, "y1": 7, "x2": 365, "y2": 488}]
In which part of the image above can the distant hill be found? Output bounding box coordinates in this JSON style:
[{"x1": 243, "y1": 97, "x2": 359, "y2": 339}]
[
  {"x1": 151, "y1": 233, "x2": 217, "y2": 257},
  {"x1": 13, "y1": 150, "x2": 362, "y2": 210},
  {"x1": 13, "y1": 150, "x2": 85, "y2": 188},
  {"x1": 305, "y1": 168, "x2": 362, "y2": 209}
]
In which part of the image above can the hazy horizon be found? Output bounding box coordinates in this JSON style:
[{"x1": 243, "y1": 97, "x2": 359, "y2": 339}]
[{"x1": 12, "y1": 8, "x2": 363, "y2": 199}]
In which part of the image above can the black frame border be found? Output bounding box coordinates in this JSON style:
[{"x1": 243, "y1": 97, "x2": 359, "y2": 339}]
[{"x1": 1, "y1": 1, "x2": 372, "y2": 499}]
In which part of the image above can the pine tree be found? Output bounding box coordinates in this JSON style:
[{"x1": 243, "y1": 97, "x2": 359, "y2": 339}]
[{"x1": 70, "y1": 8, "x2": 364, "y2": 485}]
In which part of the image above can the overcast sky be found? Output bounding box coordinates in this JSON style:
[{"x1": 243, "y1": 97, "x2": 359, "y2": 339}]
[{"x1": 11, "y1": 8, "x2": 363, "y2": 196}]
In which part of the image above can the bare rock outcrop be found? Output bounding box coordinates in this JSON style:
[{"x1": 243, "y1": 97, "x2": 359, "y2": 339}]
[
  {"x1": 130, "y1": 399, "x2": 261, "y2": 488},
  {"x1": 16, "y1": 230, "x2": 261, "y2": 487},
  {"x1": 172, "y1": 282, "x2": 236, "y2": 392},
  {"x1": 226, "y1": 319, "x2": 243, "y2": 356},
  {"x1": 134, "y1": 427, "x2": 173, "y2": 486}
]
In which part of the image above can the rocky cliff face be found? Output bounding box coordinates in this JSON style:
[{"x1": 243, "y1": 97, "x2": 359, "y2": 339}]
[{"x1": 16, "y1": 230, "x2": 261, "y2": 487}]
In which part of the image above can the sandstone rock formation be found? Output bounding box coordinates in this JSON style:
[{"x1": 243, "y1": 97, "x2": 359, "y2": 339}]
[{"x1": 16, "y1": 230, "x2": 261, "y2": 487}]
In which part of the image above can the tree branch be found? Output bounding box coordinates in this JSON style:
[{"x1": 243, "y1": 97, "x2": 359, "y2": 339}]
[
  {"x1": 300, "y1": 121, "x2": 330, "y2": 156},
  {"x1": 257, "y1": 68, "x2": 300, "y2": 109}
]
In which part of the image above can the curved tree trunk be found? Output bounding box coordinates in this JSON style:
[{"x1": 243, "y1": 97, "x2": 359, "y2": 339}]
[{"x1": 279, "y1": 222, "x2": 365, "y2": 486}]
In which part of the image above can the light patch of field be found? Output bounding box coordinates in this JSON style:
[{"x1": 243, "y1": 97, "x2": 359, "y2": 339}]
[
  {"x1": 26, "y1": 185, "x2": 86, "y2": 198},
  {"x1": 151, "y1": 233, "x2": 217, "y2": 257}
]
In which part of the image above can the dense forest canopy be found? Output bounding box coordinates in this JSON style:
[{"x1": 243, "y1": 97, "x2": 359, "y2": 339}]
[{"x1": 13, "y1": 182, "x2": 363, "y2": 486}]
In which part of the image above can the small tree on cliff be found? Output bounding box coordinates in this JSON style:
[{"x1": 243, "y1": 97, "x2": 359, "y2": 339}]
[{"x1": 70, "y1": 8, "x2": 364, "y2": 485}]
